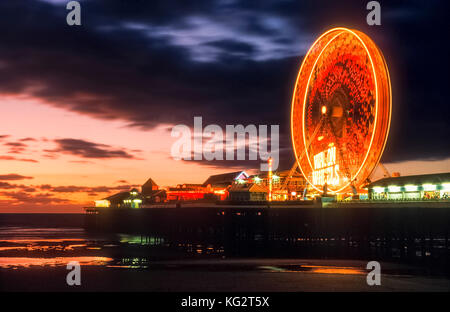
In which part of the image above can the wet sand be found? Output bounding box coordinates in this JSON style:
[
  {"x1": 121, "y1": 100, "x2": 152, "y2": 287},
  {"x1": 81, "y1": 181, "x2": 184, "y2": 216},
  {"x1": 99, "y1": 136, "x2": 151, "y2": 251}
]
[
  {"x1": 1, "y1": 221, "x2": 449, "y2": 292},
  {"x1": 2, "y1": 258, "x2": 449, "y2": 292}
]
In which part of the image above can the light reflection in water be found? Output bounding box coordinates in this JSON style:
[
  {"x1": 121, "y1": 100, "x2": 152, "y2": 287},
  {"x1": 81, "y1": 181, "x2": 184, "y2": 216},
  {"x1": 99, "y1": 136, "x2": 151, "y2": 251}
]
[
  {"x1": 303, "y1": 265, "x2": 366, "y2": 275},
  {"x1": 0, "y1": 238, "x2": 86, "y2": 243},
  {"x1": 260, "y1": 265, "x2": 366, "y2": 275},
  {"x1": 0, "y1": 256, "x2": 113, "y2": 268},
  {"x1": 118, "y1": 234, "x2": 165, "y2": 245},
  {"x1": 0, "y1": 242, "x2": 87, "y2": 252},
  {"x1": 107, "y1": 257, "x2": 150, "y2": 269}
]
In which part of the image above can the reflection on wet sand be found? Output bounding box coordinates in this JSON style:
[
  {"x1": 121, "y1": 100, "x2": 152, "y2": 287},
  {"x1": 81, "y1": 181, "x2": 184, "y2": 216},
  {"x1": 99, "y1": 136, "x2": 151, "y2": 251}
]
[
  {"x1": 0, "y1": 226, "x2": 441, "y2": 281},
  {"x1": 0, "y1": 238, "x2": 85, "y2": 243},
  {"x1": 259, "y1": 265, "x2": 366, "y2": 275},
  {"x1": 301, "y1": 265, "x2": 366, "y2": 275},
  {"x1": 0, "y1": 243, "x2": 87, "y2": 252},
  {"x1": 0, "y1": 256, "x2": 113, "y2": 268}
]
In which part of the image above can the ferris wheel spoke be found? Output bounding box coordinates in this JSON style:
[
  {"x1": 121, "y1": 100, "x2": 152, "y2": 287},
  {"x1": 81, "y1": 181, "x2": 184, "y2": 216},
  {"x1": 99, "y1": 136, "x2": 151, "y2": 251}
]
[
  {"x1": 297, "y1": 116, "x2": 325, "y2": 161},
  {"x1": 326, "y1": 117, "x2": 352, "y2": 181}
]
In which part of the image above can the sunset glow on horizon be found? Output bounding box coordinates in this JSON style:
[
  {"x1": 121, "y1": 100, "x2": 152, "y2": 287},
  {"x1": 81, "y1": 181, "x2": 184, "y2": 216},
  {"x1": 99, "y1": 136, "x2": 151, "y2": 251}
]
[
  {"x1": 0, "y1": 95, "x2": 251, "y2": 212},
  {"x1": 1, "y1": 94, "x2": 448, "y2": 213}
]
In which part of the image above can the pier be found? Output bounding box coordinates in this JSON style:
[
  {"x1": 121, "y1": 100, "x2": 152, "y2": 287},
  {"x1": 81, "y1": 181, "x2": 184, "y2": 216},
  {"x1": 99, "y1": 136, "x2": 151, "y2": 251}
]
[{"x1": 85, "y1": 200, "x2": 450, "y2": 273}]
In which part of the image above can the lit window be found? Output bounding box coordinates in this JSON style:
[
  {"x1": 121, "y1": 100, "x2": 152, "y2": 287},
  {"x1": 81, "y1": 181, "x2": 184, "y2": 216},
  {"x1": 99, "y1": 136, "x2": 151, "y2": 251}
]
[
  {"x1": 405, "y1": 185, "x2": 417, "y2": 192},
  {"x1": 373, "y1": 187, "x2": 385, "y2": 193},
  {"x1": 388, "y1": 186, "x2": 401, "y2": 193},
  {"x1": 423, "y1": 184, "x2": 436, "y2": 191},
  {"x1": 95, "y1": 200, "x2": 110, "y2": 208}
]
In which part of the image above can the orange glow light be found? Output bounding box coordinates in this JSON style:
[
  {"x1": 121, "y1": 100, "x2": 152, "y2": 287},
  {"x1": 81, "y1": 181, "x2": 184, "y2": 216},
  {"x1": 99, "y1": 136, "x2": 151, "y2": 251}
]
[{"x1": 290, "y1": 27, "x2": 391, "y2": 193}]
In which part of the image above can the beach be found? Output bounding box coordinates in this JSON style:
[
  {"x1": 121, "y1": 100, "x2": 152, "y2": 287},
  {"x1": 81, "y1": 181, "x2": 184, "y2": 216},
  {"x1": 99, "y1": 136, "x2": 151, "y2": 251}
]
[{"x1": 0, "y1": 214, "x2": 449, "y2": 292}]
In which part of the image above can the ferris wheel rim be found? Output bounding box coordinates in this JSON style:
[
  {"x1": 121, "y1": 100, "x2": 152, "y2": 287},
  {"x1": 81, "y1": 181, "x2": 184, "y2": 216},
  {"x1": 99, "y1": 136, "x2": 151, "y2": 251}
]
[{"x1": 290, "y1": 27, "x2": 391, "y2": 194}]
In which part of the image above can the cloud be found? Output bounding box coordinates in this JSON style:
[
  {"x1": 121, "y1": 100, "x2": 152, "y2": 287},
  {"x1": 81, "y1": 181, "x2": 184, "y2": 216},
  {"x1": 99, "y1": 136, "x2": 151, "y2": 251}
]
[
  {"x1": 0, "y1": 181, "x2": 36, "y2": 191},
  {"x1": 125, "y1": 12, "x2": 309, "y2": 63},
  {"x1": 36, "y1": 183, "x2": 139, "y2": 194},
  {"x1": 0, "y1": 174, "x2": 33, "y2": 181},
  {"x1": 48, "y1": 185, "x2": 89, "y2": 193},
  {"x1": 47, "y1": 138, "x2": 138, "y2": 159},
  {"x1": 0, "y1": 156, "x2": 39, "y2": 163},
  {"x1": 3, "y1": 141, "x2": 27, "y2": 154},
  {"x1": 0, "y1": 0, "x2": 448, "y2": 165},
  {"x1": 203, "y1": 39, "x2": 256, "y2": 56},
  {"x1": 0, "y1": 182, "x2": 16, "y2": 189},
  {"x1": 0, "y1": 180, "x2": 140, "y2": 208},
  {"x1": 19, "y1": 137, "x2": 37, "y2": 142},
  {"x1": 0, "y1": 191, "x2": 70, "y2": 205},
  {"x1": 175, "y1": 126, "x2": 294, "y2": 171},
  {"x1": 0, "y1": 0, "x2": 300, "y2": 131},
  {"x1": 4, "y1": 142, "x2": 26, "y2": 147}
]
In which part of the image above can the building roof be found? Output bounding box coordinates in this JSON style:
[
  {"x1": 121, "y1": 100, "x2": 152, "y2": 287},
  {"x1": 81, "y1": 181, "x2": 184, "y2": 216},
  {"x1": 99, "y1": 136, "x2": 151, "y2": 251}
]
[
  {"x1": 368, "y1": 172, "x2": 450, "y2": 188},
  {"x1": 143, "y1": 189, "x2": 166, "y2": 197},
  {"x1": 167, "y1": 186, "x2": 206, "y2": 192},
  {"x1": 202, "y1": 171, "x2": 248, "y2": 187},
  {"x1": 142, "y1": 178, "x2": 158, "y2": 188},
  {"x1": 229, "y1": 183, "x2": 267, "y2": 193},
  {"x1": 180, "y1": 183, "x2": 204, "y2": 188},
  {"x1": 250, "y1": 169, "x2": 303, "y2": 179},
  {"x1": 104, "y1": 191, "x2": 130, "y2": 202}
]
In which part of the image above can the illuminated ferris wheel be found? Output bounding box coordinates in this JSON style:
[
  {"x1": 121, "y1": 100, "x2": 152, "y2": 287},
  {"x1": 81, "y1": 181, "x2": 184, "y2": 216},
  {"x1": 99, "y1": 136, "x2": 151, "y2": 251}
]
[{"x1": 291, "y1": 28, "x2": 391, "y2": 194}]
